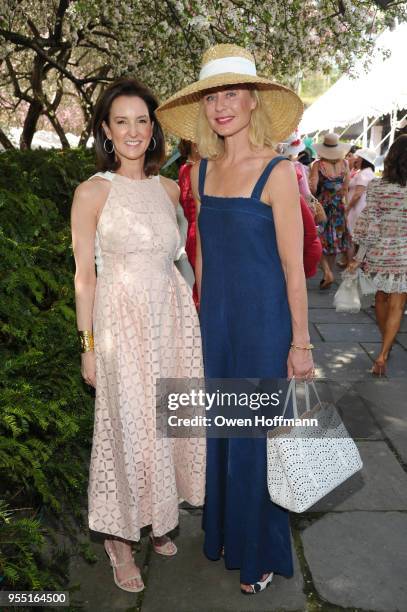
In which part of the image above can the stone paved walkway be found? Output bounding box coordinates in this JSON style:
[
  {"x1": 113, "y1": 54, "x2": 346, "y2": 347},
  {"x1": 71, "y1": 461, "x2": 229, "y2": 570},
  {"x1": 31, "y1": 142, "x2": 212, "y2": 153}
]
[{"x1": 69, "y1": 271, "x2": 407, "y2": 612}]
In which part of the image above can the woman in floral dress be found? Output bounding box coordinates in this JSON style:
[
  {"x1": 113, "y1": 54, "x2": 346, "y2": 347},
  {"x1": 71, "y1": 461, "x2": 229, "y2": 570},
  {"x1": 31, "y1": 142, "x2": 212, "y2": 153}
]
[
  {"x1": 348, "y1": 135, "x2": 407, "y2": 375},
  {"x1": 310, "y1": 133, "x2": 350, "y2": 289}
]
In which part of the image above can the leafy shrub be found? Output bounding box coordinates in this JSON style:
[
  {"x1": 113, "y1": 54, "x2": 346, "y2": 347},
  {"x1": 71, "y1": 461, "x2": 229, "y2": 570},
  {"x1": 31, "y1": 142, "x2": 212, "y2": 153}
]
[
  {"x1": 0, "y1": 148, "x2": 95, "y2": 220},
  {"x1": 0, "y1": 149, "x2": 95, "y2": 591}
]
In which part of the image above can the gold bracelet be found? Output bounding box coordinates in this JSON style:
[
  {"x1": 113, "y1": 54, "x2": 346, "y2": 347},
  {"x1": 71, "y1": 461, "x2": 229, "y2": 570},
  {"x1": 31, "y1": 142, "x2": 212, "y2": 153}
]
[
  {"x1": 290, "y1": 343, "x2": 314, "y2": 351},
  {"x1": 78, "y1": 330, "x2": 94, "y2": 353}
]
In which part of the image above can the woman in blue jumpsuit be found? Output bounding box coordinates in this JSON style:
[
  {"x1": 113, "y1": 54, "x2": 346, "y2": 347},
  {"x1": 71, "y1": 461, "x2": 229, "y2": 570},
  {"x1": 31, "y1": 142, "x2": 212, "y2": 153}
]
[{"x1": 156, "y1": 43, "x2": 314, "y2": 595}]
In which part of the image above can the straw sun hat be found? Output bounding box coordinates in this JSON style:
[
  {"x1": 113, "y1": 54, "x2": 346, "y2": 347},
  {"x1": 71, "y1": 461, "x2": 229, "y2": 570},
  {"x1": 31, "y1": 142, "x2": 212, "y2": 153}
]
[
  {"x1": 314, "y1": 133, "x2": 351, "y2": 160},
  {"x1": 156, "y1": 44, "x2": 303, "y2": 143}
]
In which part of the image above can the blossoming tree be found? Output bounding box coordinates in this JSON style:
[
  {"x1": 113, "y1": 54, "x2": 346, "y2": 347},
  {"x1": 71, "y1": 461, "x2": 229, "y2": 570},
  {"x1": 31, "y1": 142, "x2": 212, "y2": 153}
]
[{"x1": 0, "y1": 0, "x2": 406, "y2": 148}]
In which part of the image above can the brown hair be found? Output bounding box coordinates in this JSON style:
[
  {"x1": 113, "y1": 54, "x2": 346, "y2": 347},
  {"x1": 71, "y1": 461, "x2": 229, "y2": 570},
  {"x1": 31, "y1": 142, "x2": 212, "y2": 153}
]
[
  {"x1": 178, "y1": 139, "x2": 192, "y2": 159},
  {"x1": 92, "y1": 78, "x2": 165, "y2": 175},
  {"x1": 382, "y1": 135, "x2": 407, "y2": 187},
  {"x1": 360, "y1": 158, "x2": 375, "y2": 172}
]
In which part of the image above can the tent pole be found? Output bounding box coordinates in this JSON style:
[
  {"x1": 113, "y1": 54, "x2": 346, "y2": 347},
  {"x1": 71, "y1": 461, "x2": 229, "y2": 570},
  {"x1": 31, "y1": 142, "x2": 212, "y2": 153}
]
[
  {"x1": 339, "y1": 125, "x2": 351, "y2": 138},
  {"x1": 389, "y1": 106, "x2": 398, "y2": 147},
  {"x1": 351, "y1": 115, "x2": 380, "y2": 143},
  {"x1": 373, "y1": 111, "x2": 407, "y2": 153},
  {"x1": 362, "y1": 116, "x2": 368, "y2": 147}
]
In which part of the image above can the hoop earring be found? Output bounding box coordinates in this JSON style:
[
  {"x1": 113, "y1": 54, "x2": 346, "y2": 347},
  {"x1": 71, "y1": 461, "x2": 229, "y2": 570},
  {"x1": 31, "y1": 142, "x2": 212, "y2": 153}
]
[
  {"x1": 103, "y1": 138, "x2": 114, "y2": 154},
  {"x1": 148, "y1": 136, "x2": 157, "y2": 152}
]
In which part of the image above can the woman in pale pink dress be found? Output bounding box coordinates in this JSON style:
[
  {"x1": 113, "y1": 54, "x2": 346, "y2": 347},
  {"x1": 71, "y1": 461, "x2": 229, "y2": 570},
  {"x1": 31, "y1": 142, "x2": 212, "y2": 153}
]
[
  {"x1": 345, "y1": 145, "x2": 361, "y2": 179},
  {"x1": 346, "y1": 148, "x2": 376, "y2": 236},
  {"x1": 71, "y1": 78, "x2": 205, "y2": 593}
]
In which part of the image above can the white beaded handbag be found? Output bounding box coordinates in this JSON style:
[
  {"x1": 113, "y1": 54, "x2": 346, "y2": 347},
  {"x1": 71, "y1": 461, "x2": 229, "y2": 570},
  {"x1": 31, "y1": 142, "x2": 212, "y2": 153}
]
[{"x1": 267, "y1": 379, "x2": 363, "y2": 513}]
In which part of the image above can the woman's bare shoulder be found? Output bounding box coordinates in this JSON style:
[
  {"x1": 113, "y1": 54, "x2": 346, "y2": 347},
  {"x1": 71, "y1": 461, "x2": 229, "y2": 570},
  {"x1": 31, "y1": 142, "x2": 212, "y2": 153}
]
[
  {"x1": 75, "y1": 176, "x2": 111, "y2": 198},
  {"x1": 72, "y1": 176, "x2": 111, "y2": 216},
  {"x1": 266, "y1": 156, "x2": 295, "y2": 177}
]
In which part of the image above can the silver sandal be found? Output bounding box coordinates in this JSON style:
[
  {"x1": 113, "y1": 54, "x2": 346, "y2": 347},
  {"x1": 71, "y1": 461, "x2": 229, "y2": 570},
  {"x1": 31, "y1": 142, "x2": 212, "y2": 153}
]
[
  {"x1": 241, "y1": 572, "x2": 273, "y2": 595},
  {"x1": 104, "y1": 540, "x2": 144, "y2": 593}
]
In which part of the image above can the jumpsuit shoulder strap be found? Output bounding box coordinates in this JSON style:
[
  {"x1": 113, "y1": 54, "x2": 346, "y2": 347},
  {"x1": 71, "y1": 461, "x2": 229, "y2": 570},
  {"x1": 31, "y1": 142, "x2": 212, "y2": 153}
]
[
  {"x1": 251, "y1": 156, "x2": 288, "y2": 201},
  {"x1": 198, "y1": 158, "x2": 209, "y2": 199}
]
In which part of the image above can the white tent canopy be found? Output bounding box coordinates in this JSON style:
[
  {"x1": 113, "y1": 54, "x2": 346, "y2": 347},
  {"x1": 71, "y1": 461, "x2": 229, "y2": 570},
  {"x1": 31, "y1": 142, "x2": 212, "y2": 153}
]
[{"x1": 299, "y1": 22, "x2": 407, "y2": 135}]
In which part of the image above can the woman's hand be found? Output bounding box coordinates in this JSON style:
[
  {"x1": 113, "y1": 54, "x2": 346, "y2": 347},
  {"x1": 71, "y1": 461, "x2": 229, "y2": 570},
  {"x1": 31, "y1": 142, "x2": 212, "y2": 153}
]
[
  {"x1": 346, "y1": 259, "x2": 360, "y2": 274},
  {"x1": 81, "y1": 352, "x2": 96, "y2": 387},
  {"x1": 287, "y1": 348, "x2": 314, "y2": 380}
]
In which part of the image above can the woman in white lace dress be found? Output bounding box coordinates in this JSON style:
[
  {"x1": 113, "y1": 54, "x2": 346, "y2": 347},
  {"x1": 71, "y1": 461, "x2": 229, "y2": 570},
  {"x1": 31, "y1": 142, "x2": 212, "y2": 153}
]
[
  {"x1": 71, "y1": 78, "x2": 205, "y2": 592},
  {"x1": 348, "y1": 135, "x2": 407, "y2": 376}
]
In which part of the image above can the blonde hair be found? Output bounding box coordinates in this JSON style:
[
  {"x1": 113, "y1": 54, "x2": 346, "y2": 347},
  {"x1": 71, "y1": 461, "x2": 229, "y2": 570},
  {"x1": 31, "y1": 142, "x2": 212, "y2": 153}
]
[{"x1": 196, "y1": 89, "x2": 275, "y2": 160}]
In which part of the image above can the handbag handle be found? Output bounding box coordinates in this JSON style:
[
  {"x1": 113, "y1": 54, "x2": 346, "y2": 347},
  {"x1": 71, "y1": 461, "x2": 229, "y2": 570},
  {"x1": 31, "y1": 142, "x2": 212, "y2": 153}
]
[
  {"x1": 282, "y1": 379, "x2": 323, "y2": 420},
  {"x1": 304, "y1": 381, "x2": 323, "y2": 412},
  {"x1": 281, "y1": 378, "x2": 299, "y2": 419}
]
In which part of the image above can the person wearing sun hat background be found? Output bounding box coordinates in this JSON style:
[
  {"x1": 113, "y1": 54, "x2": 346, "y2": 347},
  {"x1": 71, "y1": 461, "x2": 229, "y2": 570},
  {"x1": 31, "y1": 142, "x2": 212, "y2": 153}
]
[
  {"x1": 281, "y1": 131, "x2": 310, "y2": 199},
  {"x1": 157, "y1": 44, "x2": 314, "y2": 595},
  {"x1": 346, "y1": 148, "x2": 376, "y2": 235},
  {"x1": 309, "y1": 133, "x2": 351, "y2": 289}
]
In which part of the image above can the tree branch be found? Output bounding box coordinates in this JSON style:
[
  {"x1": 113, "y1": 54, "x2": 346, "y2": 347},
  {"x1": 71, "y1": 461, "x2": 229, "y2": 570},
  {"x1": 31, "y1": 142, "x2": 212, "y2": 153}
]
[
  {"x1": 43, "y1": 106, "x2": 70, "y2": 148},
  {"x1": 54, "y1": 0, "x2": 70, "y2": 42},
  {"x1": 0, "y1": 127, "x2": 15, "y2": 150},
  {"x1": 0, "y1": 28, "x2": 71, "y2": 50},
  {"x1": 5, "y1": 57, "x2": 34, "y2": 103},
  {"x1": 164, "y1": 0, "x2": 198, "y2": 70},
  {"x1": 27, "y1": 19, "x2": 41, "y2": 38}
]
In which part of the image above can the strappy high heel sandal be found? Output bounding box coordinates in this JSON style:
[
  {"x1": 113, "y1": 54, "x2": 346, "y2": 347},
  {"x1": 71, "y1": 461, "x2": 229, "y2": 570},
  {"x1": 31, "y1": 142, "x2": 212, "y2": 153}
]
[
  {"x1": 319, "y1": 277, "x2": 334, "y2": 290},
  {"x1": 372, "y1": 360, "x2": 386, "y2": 377},
  {"x1": 104, "y1": 540, "x2": 144, "y2": 593},
  {"x1": 149, "y1": 534, "x2": 177, "y2": 557},
  {"x1": 240, "y1": 572, "x2": 273, "y2": 595}
]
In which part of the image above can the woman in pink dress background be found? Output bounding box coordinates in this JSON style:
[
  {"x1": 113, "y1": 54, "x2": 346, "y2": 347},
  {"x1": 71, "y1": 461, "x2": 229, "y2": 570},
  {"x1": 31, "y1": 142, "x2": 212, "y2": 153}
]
[
  {"x1": 346, "y1": 149, "x2": 376, "y2": 235},
  {"x1": 346, "y1": 148, "x2": 376, "y2": 262}
]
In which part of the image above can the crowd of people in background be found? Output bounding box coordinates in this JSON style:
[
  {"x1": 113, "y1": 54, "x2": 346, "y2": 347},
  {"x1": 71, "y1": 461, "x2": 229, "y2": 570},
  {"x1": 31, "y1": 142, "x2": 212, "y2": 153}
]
[{"x1": 177, "y1": 129, "x2": 407, "y2": 376}]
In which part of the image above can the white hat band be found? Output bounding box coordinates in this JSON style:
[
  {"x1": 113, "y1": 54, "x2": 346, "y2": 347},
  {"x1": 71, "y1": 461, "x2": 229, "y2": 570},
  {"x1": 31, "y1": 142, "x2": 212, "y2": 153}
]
[{"x1": 199, "y1": 56, "x2": 257, "y2": 80}]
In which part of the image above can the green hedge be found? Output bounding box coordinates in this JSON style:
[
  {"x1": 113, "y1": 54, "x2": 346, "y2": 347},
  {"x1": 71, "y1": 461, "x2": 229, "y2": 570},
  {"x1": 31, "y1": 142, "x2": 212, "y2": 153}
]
[{"x1": 0, "y1": 149, "x2": 96, "y2": 591}]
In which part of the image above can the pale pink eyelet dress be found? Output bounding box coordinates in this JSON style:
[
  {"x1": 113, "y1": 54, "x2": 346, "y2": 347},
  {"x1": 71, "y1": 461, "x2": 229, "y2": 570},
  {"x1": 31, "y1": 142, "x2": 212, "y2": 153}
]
[
  {"x1": 87, "y1": 171, "x2": 206, "y2": 541},
  {"x1": 347, "y1": 167, "x2": 375, "y2": 235}
]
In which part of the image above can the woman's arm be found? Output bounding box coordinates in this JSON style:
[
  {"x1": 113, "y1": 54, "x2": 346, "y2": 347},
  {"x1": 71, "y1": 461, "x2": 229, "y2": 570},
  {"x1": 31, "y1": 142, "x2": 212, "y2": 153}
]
[
  {"x1": 309, "y1": 160, "x2": 320, "y2": 195},
  {"x1": 161, "y1": 174, "x2": 196, "y2": 287},
  {"x1": 190, "y1": 163, "x2": 202, "y2": 301},
  {"x1": 71, "y1": 179, "x2": 109, "y2": 387},
  {"x1": 266, "y1": 160, "x2": 314, "y2": 379},
  {"x1": 341, "y1": 160, "x2": 350, "y2": 206},
  {"x1": 160, "y1": 175, "x2": 180, "y2": 209},
  {"x1": 347, "y1": 185, "x2": 366, "y2": 210},
  {"x1": 296, "y1": 161, "x2": 312, "y2": 200}
]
